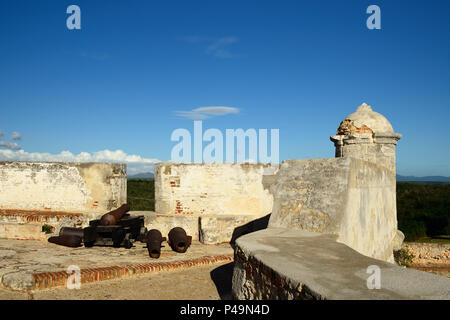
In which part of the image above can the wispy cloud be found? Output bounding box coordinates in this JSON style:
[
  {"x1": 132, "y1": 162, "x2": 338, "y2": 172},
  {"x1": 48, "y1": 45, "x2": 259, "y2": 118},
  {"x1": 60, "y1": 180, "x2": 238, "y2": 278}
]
[
  {"x1": 180, "y1": 36, "x2": 239, "y2": 58},
  {"x1": 0, "y1": 149, "x2": 161, "y2": 175},
  {"x1": 0, "y1": 141, "x2": 21, "y2": 150},
  {"x1": 206, "y1": 37, "x2": 239, "y2": 58},
  {"x1": 175, "y1": 106, "x2": 240, "y2": 120},
  {"x1": 0, "y1": 129, "x2": 21, "y2": 150},
  {"x1": 11, "y1": 131, "x2": 21, "y2": 140}
]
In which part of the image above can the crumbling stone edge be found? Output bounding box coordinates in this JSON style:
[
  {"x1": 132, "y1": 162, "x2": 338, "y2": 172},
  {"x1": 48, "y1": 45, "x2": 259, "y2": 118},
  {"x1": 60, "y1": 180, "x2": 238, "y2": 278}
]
[
  {"x1": 232, "y1": 247, "x2": 323, "y2": 300},
  {"x1": 1, "y1": 255, "x2": 233, "y2": 292}
]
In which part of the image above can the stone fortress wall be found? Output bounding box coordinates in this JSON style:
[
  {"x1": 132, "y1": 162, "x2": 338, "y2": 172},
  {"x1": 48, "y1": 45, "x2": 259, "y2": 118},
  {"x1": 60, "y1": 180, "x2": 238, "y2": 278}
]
[
  {"x1": 0, "y1": 103, "x2": 449, "y2": 299},
  {"x1": 229, "y1": 103, "x2": 449, "y2": 299},
  {"x1": 0, "y1": 103, "x2": 406, "y2": 259},
  {"x1": 154, "y1": 162, "x2": 276, "y2": 217},
  {"x1": 0, "y1": 162, "x2": 126, "y2": 213},
  {"x1": 154, "y1": 103, "x2": 404, "y2": 263},
  {"x1": 152, "y1": 162, "x2": 278, "y2": 244},
  {"x1": 268, "y1": 157, "x2": 398, "y2": 262}
]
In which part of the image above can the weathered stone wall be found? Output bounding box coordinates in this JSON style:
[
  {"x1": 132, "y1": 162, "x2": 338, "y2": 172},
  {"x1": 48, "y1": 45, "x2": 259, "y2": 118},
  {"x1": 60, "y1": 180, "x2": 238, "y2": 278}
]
[
  {"x1": 0, "y1": 162, "x2": 127, "y2": 213},
  {"x1": 232, "y1": 228, "x2": 450, "y2": 300},
  {"x1": 154, "y1": 163, "x2": 276, "y2": 217},
  {"x1": 330, "y1": 104, "x2": 402, "y2": 174},
  {"x1": 331, "y1": 133, "x2": 400, "y2": 174},
  {"x1": 268, "y1": 157, "x2": 398, "y2": 262}
]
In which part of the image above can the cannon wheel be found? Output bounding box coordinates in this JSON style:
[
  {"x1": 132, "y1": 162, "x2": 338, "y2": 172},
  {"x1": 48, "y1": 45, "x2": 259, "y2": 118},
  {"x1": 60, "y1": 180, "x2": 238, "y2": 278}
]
[
  {"x1": 84, "y1": 241, "x2": 95, "y2": 248},
  {"x1": 123, "y1": 239, "x2": 133, "y2": 249},
  {"x1": 123, "y1": 233, "x2": 133, "y2": 249}
]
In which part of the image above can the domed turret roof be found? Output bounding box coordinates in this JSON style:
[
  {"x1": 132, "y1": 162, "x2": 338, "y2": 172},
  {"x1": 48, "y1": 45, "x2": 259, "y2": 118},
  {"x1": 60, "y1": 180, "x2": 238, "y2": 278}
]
[{"x1": 336, "y1": 103, "x2": 394, "y2": 135}]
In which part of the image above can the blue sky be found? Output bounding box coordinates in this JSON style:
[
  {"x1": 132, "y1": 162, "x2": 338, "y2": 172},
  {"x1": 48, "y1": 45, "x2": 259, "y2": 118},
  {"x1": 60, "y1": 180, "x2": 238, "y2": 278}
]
[{"x1": 1, "y1": 0, "x2": 449, "y2": 175}]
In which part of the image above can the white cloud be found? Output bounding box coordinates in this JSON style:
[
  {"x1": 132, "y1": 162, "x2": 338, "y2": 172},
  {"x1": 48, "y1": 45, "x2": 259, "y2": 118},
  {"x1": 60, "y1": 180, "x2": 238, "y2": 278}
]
[
  {"x1": 0, "y1": 129, "x2": 22, "y2": 149},
  {"x1": 11, "y1": 131, "x2": 21, "y2": 140},
  {"x1": 0, "y1": 141, "x2": 21, "y2": 150},
  {"x1": 175, "y1": 106, "x2": 239, "y2": 120},
  {"x1": 174, "y1": 111, "x2": 210, "y2": 120},
  {"x1": 0, "y1": 149, "x2": 161, "y2": 175}
]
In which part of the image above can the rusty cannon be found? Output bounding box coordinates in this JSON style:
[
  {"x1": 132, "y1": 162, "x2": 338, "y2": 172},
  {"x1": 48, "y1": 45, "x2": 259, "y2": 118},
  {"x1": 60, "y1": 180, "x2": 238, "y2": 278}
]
[
  {"x1": 84, "y1": 216, "x2": 147, "y2": 249},
  {"x1": 46, "y1": 226, "x2": 85, "y2": 247},
  {"x1": 145, "y1": 229, "x2": 166, "y2": 259},
  {"x1": 48, "y1": 233, "x2": 83, "y2": 248},
  {"x1": 59, "y1": 227, "x2": 84, "y2": 238},
  {"x1": 99, "y1": 204, "x2": 131, "y2": 226},
  {"x1": 47, "y1": 204, "x2": 147, "y2": 249},
  {"x1": 168, "y1": 227, "x2": 192, "y2": 253},
  {"x1": 47, "y1": 226, "x2": 85, "y2": 247}
]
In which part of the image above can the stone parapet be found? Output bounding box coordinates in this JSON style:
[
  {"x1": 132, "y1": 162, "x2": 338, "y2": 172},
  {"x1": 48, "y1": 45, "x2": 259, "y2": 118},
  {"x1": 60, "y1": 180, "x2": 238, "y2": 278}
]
[
  {"x1": 0, "y1": 161, "x2": 127, "y2": 213},
  {"x1": 232, "y1": 228, "x2": 450, "y2": 300},
  {"x1": 268, "y1": 157, "x2": 398, "y2": 262},
  {"x1": 154, "y1": 162, "x2": 275, "y2": 217}
]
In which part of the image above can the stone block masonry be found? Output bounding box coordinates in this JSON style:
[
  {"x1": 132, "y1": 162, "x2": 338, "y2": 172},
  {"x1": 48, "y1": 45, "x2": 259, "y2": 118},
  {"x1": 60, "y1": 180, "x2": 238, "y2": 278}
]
[
  {"x1": 0, "y1": 162, "x2": 127, "y2": 213},
  {"x1": 154, "y1": 162, "x2": 276, "y2": 217},
  {"x1": 268, "y1": 157, "x2": 399, "y2": 262}
]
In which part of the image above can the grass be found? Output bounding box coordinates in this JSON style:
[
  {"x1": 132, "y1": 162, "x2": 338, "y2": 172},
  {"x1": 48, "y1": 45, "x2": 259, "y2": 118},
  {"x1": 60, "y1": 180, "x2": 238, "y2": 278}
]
[
  {"x1": 42, "y1": 224, "x2": 54, "y2": 234},
  {"x1": 397, "y1": 182, "x2": 450, "y2": 242},
  {"x1": 127, "y1": 179, "x2": 155, "y2": 211},
  {"x1": 394, "y1": 247, "x2": 415, "y2": 267}
]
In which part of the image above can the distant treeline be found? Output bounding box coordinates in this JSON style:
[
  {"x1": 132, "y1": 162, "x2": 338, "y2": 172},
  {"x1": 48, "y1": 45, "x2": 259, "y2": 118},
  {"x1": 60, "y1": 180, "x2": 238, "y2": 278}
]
[
  {"x1": 127, "y1": 179, "x2": 450, "y2": 241},
  {"x1": 127, "y1": 179, "x2": 155, "y2": 211},
  {"x1": 397, "y1": 182, "x2": 450, "y2": 241}
]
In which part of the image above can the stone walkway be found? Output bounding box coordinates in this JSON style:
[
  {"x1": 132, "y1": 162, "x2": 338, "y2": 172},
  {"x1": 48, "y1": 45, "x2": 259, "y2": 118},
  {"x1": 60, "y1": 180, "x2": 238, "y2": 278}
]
[
  {"x1": 0, "y1": 239, "x2": 233, "y2": 292},
  {"x1": 0, "y1": 261, "x2": 234, "y2": 300}
]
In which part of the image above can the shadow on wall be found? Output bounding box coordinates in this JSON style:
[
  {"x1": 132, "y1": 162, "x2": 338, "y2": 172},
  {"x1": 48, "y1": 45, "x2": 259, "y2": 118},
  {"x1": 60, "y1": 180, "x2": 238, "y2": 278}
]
[
  {"x1": 229, "y1": 213, "x2": 271, "y2": 249},
  {"x1": 210, "y1": 214, "x2": 271, "y2": 300},
  {"x1": 210, "y1": 262, "x2": 234, "y2": 300}
]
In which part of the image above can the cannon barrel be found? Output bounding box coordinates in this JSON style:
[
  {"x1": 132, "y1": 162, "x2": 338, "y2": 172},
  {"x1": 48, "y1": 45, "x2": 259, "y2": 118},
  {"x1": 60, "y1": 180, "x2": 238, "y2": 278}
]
[
  {"x1": 145, "y1": 229, "x2": 166, "y2": 259},
  {"x1": 168, "y1": 227, "x2": 192, "y2": 253},
  {"x1": 48, "y1": 234, "x2": 82, "y2": 248},
  {"x1": 59, "y1": 227, "x2": 84, "y2": 239},
  {"x1": 99, "y1": 204, "x2": 130, "y2": 226}
]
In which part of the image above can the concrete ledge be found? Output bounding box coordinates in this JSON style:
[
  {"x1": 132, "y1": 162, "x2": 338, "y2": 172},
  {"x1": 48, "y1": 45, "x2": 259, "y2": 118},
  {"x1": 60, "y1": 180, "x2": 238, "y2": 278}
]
[{"x1": 232, "y1": 228, "x2": 450, "y2": 300}]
